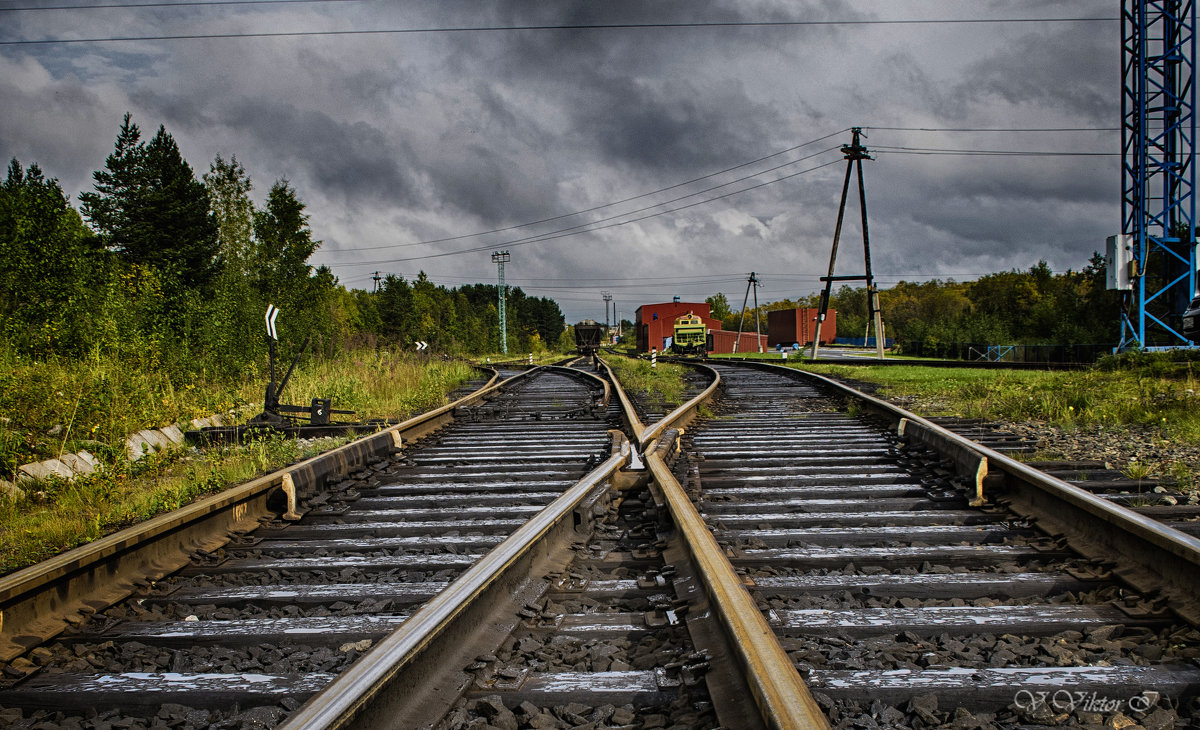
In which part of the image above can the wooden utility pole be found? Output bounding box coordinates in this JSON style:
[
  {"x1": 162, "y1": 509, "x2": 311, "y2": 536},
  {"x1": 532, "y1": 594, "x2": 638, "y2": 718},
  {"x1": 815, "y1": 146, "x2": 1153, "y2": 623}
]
[
  {"x1": 733, "y1": 272, "x2": 761, "y2": 354},
  {"x1": 811, "y1": 128, "x2": 885, "y2": 360}
]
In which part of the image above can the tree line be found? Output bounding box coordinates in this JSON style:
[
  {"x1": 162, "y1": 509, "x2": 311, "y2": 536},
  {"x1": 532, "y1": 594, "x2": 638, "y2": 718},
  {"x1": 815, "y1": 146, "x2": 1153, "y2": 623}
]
[
  {"x1": 1, "y1": 114, "x2": 565, "y2": 378},
  {"x1": 707, "y1": 257, "x2": 1122, "y2": 355}
]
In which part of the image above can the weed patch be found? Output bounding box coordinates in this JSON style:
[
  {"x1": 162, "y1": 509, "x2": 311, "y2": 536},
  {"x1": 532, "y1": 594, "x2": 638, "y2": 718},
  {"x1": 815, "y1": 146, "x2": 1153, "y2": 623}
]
[
  {"x1": 792, "y1": 360, "x2": 1200, "y2": 444},
  {"x1": 606, "y1": 357, "x2": 688, "y2": 408},
  {"x1": 0, "y1": 349, "x2": 476, "y2": 574}
]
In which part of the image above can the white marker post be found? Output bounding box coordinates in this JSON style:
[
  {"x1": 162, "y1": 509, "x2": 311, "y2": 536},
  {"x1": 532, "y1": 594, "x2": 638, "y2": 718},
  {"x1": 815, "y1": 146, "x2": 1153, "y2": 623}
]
[
  {"x1": 265, "y1": 304, "x2": 280, "y2": 341},
  {"x1": 651, "y1": 347, "x2": 657, "y2": 368}
]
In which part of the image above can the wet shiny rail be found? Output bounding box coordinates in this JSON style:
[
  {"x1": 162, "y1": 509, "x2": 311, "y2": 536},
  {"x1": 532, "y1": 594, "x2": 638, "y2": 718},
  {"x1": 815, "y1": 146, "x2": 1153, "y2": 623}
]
[
  {"x1": 664, "y1": 360, "x2": 1200, "y2": 727},
  {"x1": 0, "y1": 366, "x2": 620, "y2": 726}
]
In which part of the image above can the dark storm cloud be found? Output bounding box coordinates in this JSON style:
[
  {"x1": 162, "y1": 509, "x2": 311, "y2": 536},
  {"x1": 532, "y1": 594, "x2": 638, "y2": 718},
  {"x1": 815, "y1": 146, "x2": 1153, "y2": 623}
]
[
  {"x1": 955, "y1": 26, "x2": 1115, "y2": 122},
  {"x1": 425, "y1": 141, "x2": 554, "y2": 226},
  {"x1": 0, "y1": 0, "x2": 1140, "y2": 323},
  {"x1": 216, "y1": 98, "x2": 419, "y2": 208},
  {"x1": 577, "y1": 76, "x2": 784, "y2": 176}
]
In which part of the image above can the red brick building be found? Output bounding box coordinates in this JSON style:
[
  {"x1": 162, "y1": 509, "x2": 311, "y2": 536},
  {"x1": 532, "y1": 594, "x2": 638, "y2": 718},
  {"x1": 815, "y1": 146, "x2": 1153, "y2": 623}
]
[
  {"x1": 635, "y1": 301, "x2": 721, "y2": 352},
  {"x1": 634, "y1": 301, "x2": 775, "y2": 354}
]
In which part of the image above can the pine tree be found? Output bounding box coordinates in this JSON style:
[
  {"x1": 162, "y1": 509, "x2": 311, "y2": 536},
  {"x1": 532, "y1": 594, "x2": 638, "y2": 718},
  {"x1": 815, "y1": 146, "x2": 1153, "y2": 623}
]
[
  {"x1": 80, "y1": 113, "x2": 144, "y2": 254},
  {"x1": 1, "y1": 159, "x2": 99, "y2": 354},
  {"x1": 81, "y1": 113, "x2": 219, "y2": 291},
  {"x1": 252, "y1": 179, "x2": 320, "y2": 304}
]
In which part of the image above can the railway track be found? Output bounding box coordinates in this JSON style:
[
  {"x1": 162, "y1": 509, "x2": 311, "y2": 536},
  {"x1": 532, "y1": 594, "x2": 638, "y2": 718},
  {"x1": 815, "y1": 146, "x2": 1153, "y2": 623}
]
[
  {"x1": 0, "y1": 366, "x2": 627, "y2": 727},
  {"x1": 2, "y1": 356, "x2": 1199, "y2": 729},
  {"x1": 666, "y1": 361, "x2": 1200, "y2": 728},
  {"x1": 918, "y1": 418, "x2": 1200, "y2": 538}
]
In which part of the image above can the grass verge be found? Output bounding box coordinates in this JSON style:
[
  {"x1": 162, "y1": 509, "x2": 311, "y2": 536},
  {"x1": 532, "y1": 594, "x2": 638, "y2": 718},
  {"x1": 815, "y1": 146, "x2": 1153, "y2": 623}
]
[
  {"x1": 791, "y1": 354, "x2": 1200, "y2": 441},
  {"x1": 605, "y1": 356, "x2": 689, "y2": 408},
  {"x1": 0, "y1": 349, "x2": 478, "y2": 574}
]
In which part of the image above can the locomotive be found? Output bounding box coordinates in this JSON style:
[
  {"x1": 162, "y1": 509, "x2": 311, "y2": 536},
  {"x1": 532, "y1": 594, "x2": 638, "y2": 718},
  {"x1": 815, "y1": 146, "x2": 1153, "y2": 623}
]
[{"x1": 671, "y1": 312, "x2": 708, "y2": 354}]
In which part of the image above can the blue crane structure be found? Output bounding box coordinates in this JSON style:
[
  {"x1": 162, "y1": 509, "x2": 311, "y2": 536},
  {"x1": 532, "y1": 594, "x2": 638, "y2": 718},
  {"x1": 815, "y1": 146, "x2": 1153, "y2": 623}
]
[{"x1": 1120, "y1": 0, "x2": 1198, "y2": 348}]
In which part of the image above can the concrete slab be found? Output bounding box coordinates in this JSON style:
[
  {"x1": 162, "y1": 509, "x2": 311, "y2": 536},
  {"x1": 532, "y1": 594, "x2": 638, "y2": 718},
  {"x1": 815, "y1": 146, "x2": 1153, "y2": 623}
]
[
  {"x1": 58, "y1": 452, "x2": 96, "y2": 476},
  {"x1": 18, "y1": 459, "x2": 75, "y2": 482},
  {"x1": 138, "y1": 429, "x2": 171, "y2": 451},
  {"x1": 126, "y1": 432, "x2": 154, "y2": 461},
  {"x1": 75, "y1": 450, "x2": 99, "y2": 470},
  {"x1": 190, "y1": 417, "x2": 212, "y2": 430},
  {"x1": 160, "y1": 424, "x2": 185, "y2": 445}
]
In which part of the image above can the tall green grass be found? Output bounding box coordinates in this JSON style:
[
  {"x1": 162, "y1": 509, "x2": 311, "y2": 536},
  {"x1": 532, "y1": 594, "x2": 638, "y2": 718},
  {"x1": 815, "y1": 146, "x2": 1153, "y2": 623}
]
[
  {"x1": 0, "y1": 435, "x2": 341, "y2": 573},
  {"x1": 797, "y1": 354, "x2": 1200, "y2": 441},
  {"x1": 0, "y1": 348, "x2": 475, "y2": 475},
  {"x1": 606, "y1": 357, "x2": 688, "y2": 407},
  {"x1": 0, "y1": 349, "x2": 477, "y2": 574}
]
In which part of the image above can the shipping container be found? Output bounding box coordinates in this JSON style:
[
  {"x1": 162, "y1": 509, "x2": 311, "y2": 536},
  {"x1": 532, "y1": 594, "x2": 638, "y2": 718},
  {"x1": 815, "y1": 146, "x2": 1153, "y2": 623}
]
[
  {"x1": 767, "y1": 308, "x2": 837, "y2": 347},
  {"x1": 708, "y1": 329, "x2": 767, "y2": 354}
]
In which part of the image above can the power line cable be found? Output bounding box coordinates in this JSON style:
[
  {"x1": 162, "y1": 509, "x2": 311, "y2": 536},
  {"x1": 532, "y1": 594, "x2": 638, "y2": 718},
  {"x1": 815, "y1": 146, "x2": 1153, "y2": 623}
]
[
  {"x1": 873, "y1": 145, "x2": 1118, "y2": 156},
  {"x1": 332, "y1": 144, "x2": 841, "y2": 262},
  {"x1": 1, "y1": 0, "x2": 359, "y2": 11},
  {"x1": 338, "y1": 129, "x2": 849, "y2": 252},
  {"x1": 0, "y1": 16, "x2": 1120, "y2": 46},
  {"x1": 867, "y1": 126, "x2": 1119, "y2": 133},
  {"x1": 323, "y1": 136, "x2": 1112, "y2": 269},
  {"x1": 362, "y1": 144, "x2": 841, "y2": 254},
  {"x1": 318, "y1": 157, "x2": 845, "y2": 269}
]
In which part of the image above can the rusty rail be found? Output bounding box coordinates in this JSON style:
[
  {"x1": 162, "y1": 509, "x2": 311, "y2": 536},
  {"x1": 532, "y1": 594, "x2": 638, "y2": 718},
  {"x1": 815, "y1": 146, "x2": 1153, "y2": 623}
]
[
  {"x1": 605, "y1": 355, "x2": 832, "y2": 729},
  {"x1": 279, "y1": 434, "x2": 632, "y2": 730},
  {"x1": 0, "y1": 367, "x2": 512, "y2": 661}
]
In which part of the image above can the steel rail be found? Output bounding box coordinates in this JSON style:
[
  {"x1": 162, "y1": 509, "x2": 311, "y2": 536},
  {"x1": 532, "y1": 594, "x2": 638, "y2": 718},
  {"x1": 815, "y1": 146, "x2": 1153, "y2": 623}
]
[
  {"x1": 643, "y1": 433, "x2": 831, "y2": 730},
  {"x1": 602, "y1": 355, "x2": 831, "y2": 729},
  {"x1": 729, "y1": 359, "x2": 1200, "y2": 625},
  {"x1": 635, "y1": 363, "x2": 720, "y2": 448},
  {"x1": 0, "y1": 366, "x2": 510, "y2": 662},
  {"x1": 277, "y1": 435, "x2": 632, "y2": 730},
  {"x1": 594, "y1": 355, "x2": 721, "y2": 449},
  {"x1": 542, "y1": 363, "x2": 611, "y2": 407},
  {"x1": 595, "y1": 356, "x2": 647, "y2": 441}
]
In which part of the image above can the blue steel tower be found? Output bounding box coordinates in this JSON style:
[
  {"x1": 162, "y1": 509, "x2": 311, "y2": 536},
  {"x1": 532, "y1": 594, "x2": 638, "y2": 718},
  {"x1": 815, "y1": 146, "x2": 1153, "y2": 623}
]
[{"x1": 1120, "y1": 0, "x2": 1198, "y2": 348}]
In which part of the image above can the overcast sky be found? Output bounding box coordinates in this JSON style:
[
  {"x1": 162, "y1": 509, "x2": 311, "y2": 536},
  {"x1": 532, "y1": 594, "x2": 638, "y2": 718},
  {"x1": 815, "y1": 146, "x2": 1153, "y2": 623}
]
[{"x1": 1, "y1": 0, "x2": 1120, "y2": 324}]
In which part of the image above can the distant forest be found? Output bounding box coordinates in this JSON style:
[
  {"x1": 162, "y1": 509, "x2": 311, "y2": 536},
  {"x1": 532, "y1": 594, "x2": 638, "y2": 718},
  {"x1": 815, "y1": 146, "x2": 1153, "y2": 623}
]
[
  {"x1": 707, "y1": 257, "x2": 1123, "y2": 355},
  {"x1": 3, "y1": 114, "x2": 1139, "y2": 375},
  {"x1": 0, "y1": 114, "x2": 566, "y2": 379}
]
